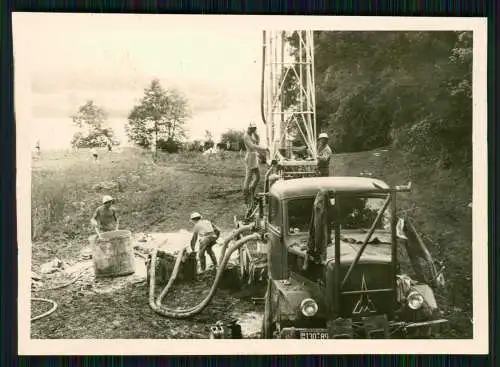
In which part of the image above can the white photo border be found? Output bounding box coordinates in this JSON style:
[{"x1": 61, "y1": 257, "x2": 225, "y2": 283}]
[{"x1": 14, "y1": 13, "x2": 489, "y2": 355}]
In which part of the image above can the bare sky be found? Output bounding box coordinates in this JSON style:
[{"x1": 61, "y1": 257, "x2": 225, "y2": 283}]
[{"x1": 14, "y1": 13, "x2": 263, "y2": 149}]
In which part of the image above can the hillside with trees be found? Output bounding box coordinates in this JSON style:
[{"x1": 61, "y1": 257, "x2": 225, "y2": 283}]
[{"x1": 314, "y1": 32, "x2": 471, "y2": 169}]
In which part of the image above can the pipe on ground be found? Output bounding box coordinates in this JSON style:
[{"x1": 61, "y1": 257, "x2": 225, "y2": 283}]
[
  {"x1": 31, "y1": 298, "x2": 58, "y2": 322},
  {"x1": 149, "y1": 228, "x2": 260, "y2": 319},
  {"x1": 218, "y1": 223, "x2": 254, "y2": 264}
]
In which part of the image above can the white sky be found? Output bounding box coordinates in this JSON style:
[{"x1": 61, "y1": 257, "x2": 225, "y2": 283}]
[{"x1": 13, "y1": 13, "x2": 264, "y2": 149}]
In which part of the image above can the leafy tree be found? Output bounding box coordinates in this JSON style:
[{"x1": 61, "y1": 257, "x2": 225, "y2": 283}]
[
  {"x1": 70, "y1": 100, "x2": 115, "y2": 148},
  {"x1": 220, "y1": 129, "x2": 244, "y2": 151},
  {"x1": 187, "y1": 140, "x2": 204, "y2": 152},
  {"x1": 125, "y1": 79, "x2": 190, "y2": 151},
  {"x1": 204, "y1": 129, "x2": 214, "y2": 150},
  {"x1": 296, "y1": 31, "x2": 472, "y2": 171}
]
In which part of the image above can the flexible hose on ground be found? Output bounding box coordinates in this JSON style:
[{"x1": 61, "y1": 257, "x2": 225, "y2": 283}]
[
  {"x1": 33, "y1": 271, "x2": 85, "y2": 293},
  {"x1": 31, "y1": 250, "x2": 144, "y2": 321},
  {"x1": 156, "y1": 224, "x2": 253, "y2": 306},
  {"x1": 149, "y1": 230, "x2": 260, "y2": 319},
  {"x1": 31, "y1": 298, "x2": 58, "y2": 322},
  {"x1": 218, "y1": 223, "x2": 255, "y2": 265},
  {"x1": 30, "y1": 270, "x2": 85, "y2": 322}
]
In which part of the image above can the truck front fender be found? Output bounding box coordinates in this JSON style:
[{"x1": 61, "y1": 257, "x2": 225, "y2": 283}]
[{"x1": 271, "y1": 278, "x2": 323, "y2": 323}]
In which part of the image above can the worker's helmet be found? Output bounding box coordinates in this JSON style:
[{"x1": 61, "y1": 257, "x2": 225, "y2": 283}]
[
  {"x1": 248, "y1": 121, "x2": 257, "y2": 129},
  {"x1": 318, "y1": 132, "x2": 329, "y2": 140},
  {"x1": 190, "y1": 212, "x2": 202, "y2": 220},
  {"x1": 102, "y1": 195, "x2": 114, "y2": 204}
]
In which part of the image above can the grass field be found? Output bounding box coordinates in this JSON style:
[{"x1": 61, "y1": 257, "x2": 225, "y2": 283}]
[{"x1": 30, "y1": 147, "x2": 472, "y2": 338}]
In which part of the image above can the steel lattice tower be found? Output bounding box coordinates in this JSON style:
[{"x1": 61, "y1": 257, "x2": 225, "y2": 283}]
[{"x1": 261, "y1": 30, "x2": 318, "y2": 169}]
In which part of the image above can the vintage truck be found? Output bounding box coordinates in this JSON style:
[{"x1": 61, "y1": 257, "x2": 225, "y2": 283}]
[{"x1": 213, "y1": 175, "x2": 447, "y2": 339}]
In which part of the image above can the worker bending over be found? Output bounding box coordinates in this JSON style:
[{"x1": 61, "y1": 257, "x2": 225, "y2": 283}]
[
  {"x1": 242, "y1": 122, "x2": 267, "y2": 214},
  {"x1": 189, "y1": 212, "x2": 220, "y2": 273},
  {"x1": 91, "y1": 195, "x2": 119, "y2": 235},
  {"x1": 317, "y1": 133, "x2": 333, "y2": 177}
]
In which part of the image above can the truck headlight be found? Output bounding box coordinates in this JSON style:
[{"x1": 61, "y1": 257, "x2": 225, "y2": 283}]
[
  {"x1": 300, "y1": 298, "x2": 318, "y2": 317},
  {"x1": 407, "y1": 291, "x2": 424, "y2": 310}
]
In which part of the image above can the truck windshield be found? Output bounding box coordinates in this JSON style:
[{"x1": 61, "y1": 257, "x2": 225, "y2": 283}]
[{"x1": 287, "y1": 196, "x2": 390, "y2": 234}]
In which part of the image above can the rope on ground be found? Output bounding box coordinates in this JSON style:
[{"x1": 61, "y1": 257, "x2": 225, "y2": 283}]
[
  {"x1": 32, "y1": 270, "x2": 86, "y2": 292},
  {"x1": 31, "y1": 298, "x2": 58, "y2": 322}
]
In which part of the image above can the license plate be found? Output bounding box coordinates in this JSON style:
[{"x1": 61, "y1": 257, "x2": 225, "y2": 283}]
[{"x1": 299, "y1": 331, "x2": 329, "y2": 339}]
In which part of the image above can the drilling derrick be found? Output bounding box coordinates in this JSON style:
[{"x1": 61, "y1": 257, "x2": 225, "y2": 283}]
[{"x1": 261, "y1": 30, "x2": 318, "y2": 179}]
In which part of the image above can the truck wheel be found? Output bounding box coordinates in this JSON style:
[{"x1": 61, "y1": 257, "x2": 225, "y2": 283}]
[{"x1": 261, "y1": 281, "x2": 276, "y2": 338}]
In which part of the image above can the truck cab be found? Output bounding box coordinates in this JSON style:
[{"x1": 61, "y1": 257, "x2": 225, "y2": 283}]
[{"x1": 262, "y1": 176, "x2": 447, "y2": 339}]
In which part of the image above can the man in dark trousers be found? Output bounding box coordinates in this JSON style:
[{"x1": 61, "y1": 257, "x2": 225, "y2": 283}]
[
  {"x1": 189, "y1": 212, "x2": 221, "y2": 273},
  {"x1": 317, "y1": 133, "x2": 333, "y2": 177}
]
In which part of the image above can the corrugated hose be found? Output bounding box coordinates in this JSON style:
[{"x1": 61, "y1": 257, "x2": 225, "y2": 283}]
[{"x1": 149, "y1": 224, "x2": 260, "y2": 319}]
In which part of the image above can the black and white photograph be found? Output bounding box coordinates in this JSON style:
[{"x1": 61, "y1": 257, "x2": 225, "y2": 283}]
[{"x1": 15, "y1": 14, "x2": 488, "y2": 355}]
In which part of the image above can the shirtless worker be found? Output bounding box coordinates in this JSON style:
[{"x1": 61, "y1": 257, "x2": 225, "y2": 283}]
[
  {"x1": 90, "y1": 195, "x2": 119, "y2": 236},
  {"x1": 242, "y1": 122, "x2": 267, "y2": 215},
  {"x1": 189, "y1": 212, "x2": 220, "y2": 273},
  {"x1": 317, "y1": 132, "x2": 333, "y2": 177}
]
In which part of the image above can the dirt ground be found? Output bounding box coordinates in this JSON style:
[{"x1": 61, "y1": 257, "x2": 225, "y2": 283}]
[
  {"x1": 31, "y1": 149, "x2": 266, "y2": 339},
  {"x1": 30, "y1": 148, "x2": 472, "y2": 339}
]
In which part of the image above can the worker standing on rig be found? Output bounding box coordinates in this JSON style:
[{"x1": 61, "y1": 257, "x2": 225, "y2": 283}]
[
  {"x1": 189, "y1": 212, "x2": 220, "y2": 273},
  {"x1": 317, "y1": 133, "x2": 333, "y2": 177},
  {"x1": 242, "y1": 122, "x2": 267, "y2": 215}
]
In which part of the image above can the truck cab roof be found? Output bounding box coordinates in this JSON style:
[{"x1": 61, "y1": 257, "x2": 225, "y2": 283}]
[{"x1": 269, "y1": 176, "x2": 390, "y2": 200}]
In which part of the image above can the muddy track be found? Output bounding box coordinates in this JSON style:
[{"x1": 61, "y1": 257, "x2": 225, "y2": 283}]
[{"x1": 31, "y1": 271, "x2": 264, "y2": 339}]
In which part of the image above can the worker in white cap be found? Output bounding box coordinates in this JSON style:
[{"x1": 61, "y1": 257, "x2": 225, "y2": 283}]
[
  {"x1": 90, "y1": 195, "x2": 119, "y2": 234},
  {"x1": 242, "y1": 122, "x2": 267, "y2": 215},
  {"x1": 189, "y1": 212, "x2": 221, "y2": 273},
  {"x1": 317, "y1": 132, "x2": 333, "y2": 177}
]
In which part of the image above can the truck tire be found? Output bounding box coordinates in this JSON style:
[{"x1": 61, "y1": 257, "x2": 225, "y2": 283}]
[{"x1": 261, "y1": 280, "x2": 276, "y2": 338}]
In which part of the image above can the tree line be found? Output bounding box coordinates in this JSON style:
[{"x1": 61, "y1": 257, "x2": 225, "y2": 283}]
[
  {"x1": 285, "y1": 31, "x2": 472, "y2": 173},
  {"x1": 70, "y1": 78, "x2": 248, "y2": 153},
  {"x1": 71, "y1": 79, "x2": 189, "y2": 152}
]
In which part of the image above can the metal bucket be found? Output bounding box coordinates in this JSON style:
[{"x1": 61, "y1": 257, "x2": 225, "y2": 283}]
[{"x1": 89, "y1": 230, "x2": 135, "y2": 278}]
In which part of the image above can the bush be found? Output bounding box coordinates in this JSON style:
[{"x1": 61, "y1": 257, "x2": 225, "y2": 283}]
[
  {"x1": 309, "y1": 31, "x2": 472, "y2": 172},
  {"x1": 220, "y1": 129, "x2": 244, "y2": 151},
  {"x1": 204, "y1": 140, "x2": 215, "y2": 150},
  {"x1": 71, "y1": 131, "x2": 111, "y2": 149},
  {"x1": 157, "y1": 138, "x2": 181, "y2": 153}
]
